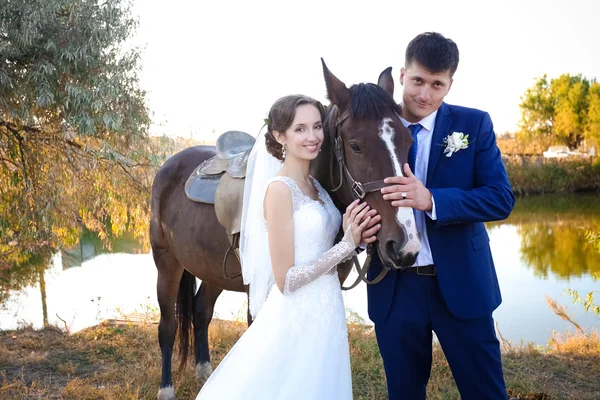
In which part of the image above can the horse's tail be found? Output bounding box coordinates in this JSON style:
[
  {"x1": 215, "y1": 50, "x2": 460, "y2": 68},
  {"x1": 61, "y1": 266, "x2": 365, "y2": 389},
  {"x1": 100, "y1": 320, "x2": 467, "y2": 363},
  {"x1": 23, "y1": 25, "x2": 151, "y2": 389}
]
[{"x1": 176, "y1": 269, "x2": 196, "y2": 371}]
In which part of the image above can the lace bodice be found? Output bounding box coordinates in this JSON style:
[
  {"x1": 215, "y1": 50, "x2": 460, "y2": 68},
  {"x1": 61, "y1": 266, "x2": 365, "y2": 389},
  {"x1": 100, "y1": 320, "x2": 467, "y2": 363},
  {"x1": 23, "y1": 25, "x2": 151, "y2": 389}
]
[{"x1": 263, "y1": 176, "x2": 342, "y2": 266}]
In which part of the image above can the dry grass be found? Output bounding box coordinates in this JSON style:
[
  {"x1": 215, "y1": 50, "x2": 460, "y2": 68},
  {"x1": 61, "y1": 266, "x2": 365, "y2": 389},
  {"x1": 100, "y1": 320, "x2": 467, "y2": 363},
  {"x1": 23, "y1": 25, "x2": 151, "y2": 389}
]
[
  {"x1": 500, "y1": 331, "x2": 600, "y2": 400},
  {"x1": 1, "y1": 320, "x2": 599, "y2": 399}
]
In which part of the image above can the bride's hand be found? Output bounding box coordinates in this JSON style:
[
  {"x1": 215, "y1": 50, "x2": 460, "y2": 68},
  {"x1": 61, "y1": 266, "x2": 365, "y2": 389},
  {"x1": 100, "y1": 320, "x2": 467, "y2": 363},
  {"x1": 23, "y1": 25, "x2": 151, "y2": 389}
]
[
  {"x1": 343, "y1": 200, "x2": 372, "y2": 246},
  {"x1": 361, "y1": 208, "x2": 381, "y2": 245}
]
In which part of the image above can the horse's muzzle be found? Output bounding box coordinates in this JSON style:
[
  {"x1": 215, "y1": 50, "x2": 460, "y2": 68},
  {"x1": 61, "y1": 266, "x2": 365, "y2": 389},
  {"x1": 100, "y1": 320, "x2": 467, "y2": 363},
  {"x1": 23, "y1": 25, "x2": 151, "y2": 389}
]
[{"x1": 383, "y1": 239, "x2": 419, "y2": 269}]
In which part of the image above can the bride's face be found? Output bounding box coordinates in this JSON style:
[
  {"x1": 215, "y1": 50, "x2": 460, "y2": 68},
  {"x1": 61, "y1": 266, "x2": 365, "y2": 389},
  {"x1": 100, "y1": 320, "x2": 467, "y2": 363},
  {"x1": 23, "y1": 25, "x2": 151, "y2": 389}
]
[{"x1": 277, "y1": 104, "x2": 324, "y2": 162}]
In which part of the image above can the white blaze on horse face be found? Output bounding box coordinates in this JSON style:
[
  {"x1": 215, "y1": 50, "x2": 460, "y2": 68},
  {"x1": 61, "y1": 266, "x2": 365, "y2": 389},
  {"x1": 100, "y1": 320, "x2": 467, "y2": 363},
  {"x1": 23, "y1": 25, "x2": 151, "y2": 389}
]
[{"x1": 378, "y1": 118, "x2": 421, "y2": 254}]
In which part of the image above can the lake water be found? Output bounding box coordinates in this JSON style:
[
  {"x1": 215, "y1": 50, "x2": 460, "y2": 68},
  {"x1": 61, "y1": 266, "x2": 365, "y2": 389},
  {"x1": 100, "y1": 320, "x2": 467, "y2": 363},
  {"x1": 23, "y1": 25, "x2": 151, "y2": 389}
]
[{"x1": 1, "y1": 194, "x2": 599, "y2": 346}]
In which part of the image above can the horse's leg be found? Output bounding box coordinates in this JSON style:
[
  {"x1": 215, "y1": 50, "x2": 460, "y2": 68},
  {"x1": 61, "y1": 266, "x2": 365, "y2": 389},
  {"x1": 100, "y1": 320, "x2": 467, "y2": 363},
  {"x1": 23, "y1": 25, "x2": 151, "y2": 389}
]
[
  {"x1": 193, "y1": 281, "x2": 222, "y2": 383},
  {"x1": 155, "y1": 249, "x2": 184, "y2": 400}
]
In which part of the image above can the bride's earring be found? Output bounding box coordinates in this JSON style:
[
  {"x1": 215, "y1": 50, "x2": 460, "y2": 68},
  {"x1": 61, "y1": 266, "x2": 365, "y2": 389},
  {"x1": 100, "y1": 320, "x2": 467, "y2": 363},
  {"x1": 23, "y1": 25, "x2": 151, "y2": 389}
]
[{"x1": 282, "y1": 144, "x2": 286, "y2": 159}]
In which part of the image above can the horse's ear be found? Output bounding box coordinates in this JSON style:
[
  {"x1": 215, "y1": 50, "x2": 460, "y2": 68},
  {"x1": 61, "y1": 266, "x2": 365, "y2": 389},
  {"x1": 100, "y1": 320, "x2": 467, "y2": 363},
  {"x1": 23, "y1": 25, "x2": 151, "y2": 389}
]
[
  {"x1": 321, "y1": 58, "x2": 349, "y2": 109},
  {"x1": 377, "y1": 67, "x2": 394, "y2": 96}
]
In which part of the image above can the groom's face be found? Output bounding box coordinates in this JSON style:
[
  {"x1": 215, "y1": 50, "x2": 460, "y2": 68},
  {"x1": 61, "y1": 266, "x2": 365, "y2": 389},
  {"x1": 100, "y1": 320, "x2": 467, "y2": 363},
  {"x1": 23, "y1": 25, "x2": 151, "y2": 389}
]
[{"x1": 399, "y1": 62, "x2": 453, "y2": 122}]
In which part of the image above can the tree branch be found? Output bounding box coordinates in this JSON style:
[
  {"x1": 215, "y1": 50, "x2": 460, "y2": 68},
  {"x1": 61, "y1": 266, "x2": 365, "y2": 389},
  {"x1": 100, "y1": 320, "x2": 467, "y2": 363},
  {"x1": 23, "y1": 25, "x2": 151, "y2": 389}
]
[
  {"x1": 0, "y1": 121, "x2": 29, "y2": 185},
  {"x1": 0, "y1": 156, "x2": 21, "y2": 170},
  {"x1": 116, "y1": 160, "x2": 151, "y2": 195}
]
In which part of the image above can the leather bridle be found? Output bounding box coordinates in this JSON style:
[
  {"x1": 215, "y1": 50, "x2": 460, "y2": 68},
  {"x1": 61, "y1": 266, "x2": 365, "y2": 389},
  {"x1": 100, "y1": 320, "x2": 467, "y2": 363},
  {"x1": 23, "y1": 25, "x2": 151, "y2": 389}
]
[
  {"x1": 328, "y1": 107, "x2": 392, "y2": 289},
  {"x1": 329, "y1": 109, "x2": 388, "y2": 201}
]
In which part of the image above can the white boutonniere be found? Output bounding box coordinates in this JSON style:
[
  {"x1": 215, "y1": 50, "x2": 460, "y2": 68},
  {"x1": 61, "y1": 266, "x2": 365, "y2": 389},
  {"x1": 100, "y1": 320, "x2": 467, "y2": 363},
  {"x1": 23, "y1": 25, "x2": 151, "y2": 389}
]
[{"x1": 442, "y1": 131, "x2": 469, "y2": 157}]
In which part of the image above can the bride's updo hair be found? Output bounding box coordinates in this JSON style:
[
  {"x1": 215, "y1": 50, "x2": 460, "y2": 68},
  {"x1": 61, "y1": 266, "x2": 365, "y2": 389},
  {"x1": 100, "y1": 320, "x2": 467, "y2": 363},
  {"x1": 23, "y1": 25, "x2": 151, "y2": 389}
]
[{"x1": 265, "y1": 95, "x2": 326, "y2": 161}]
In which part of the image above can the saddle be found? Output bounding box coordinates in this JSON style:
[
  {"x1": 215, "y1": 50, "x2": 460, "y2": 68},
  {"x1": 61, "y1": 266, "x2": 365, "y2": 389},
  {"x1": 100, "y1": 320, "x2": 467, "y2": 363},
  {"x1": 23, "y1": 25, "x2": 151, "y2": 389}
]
[
  {"x1": 185, "y1": 130, "x2": 256, "y2": 205},
  {"x1": 185, "y1": 131, "x2": 256, "y2": 277}
]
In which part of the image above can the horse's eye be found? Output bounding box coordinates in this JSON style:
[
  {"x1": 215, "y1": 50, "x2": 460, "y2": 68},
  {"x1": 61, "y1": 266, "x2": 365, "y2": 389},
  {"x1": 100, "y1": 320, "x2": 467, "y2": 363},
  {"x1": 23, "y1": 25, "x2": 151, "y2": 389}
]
[{"x1": 349, "y1": 141, "x2": 361, "y2": 153}]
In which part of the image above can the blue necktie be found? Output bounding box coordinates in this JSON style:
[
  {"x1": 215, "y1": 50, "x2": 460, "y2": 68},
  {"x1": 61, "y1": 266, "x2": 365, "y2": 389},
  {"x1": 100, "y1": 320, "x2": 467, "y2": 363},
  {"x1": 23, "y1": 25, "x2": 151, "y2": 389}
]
[{"x1": 407, "y1": 124, "x2": 422, "y2": 173}]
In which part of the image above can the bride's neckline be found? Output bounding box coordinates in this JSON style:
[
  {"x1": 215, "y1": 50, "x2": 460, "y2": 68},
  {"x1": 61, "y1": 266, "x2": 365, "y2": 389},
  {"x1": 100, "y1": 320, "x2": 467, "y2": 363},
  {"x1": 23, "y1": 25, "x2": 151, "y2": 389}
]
[{"x1": 279, "y1": 175, "x2": 324, "y2": 205}]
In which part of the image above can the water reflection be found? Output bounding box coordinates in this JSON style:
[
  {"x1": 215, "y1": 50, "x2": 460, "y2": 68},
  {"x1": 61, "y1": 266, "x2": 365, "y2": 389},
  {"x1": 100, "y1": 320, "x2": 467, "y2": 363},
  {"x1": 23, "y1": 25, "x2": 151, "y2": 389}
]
[
  {"x1": 0, "y1": 252, "x2": 51, "y2": 309},
  {"x1": 488, "y1": 193, "x2": 600, "y2": 280},
  {"x1": 0, "y1": 231, "x2": 145, "y2": 313},
  {"x1": 60, "y1": 230, "x2": 146, "y2": 270}
]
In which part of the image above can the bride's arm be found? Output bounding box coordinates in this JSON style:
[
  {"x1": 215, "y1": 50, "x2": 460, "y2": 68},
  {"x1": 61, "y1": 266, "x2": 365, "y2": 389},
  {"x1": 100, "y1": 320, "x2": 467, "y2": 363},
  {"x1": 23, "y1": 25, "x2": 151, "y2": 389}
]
[
  {"x1": 265, "y1": 184, "x2": 370, "y2": 294},
  {"x1": 264, "y1": 181, "x2": 295, "y2": 294},
  {"x1": 282, "y1": 227, "x2": 357, "y2": 294}
]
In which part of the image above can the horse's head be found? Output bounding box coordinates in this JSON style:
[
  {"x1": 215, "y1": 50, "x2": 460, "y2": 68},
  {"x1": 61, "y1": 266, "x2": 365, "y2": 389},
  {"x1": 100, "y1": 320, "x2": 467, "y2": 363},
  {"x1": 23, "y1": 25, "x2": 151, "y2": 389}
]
[{"x1": 314, "y1": 59, "x2": 420, "y2": 269}]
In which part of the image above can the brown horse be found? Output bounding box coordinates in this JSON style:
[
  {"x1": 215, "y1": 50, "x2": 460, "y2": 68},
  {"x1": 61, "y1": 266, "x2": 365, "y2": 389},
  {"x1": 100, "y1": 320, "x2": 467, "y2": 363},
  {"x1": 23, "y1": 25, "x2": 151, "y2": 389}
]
[{"x1": 151, "y1": 61, "x2": 419, "y2": 400}]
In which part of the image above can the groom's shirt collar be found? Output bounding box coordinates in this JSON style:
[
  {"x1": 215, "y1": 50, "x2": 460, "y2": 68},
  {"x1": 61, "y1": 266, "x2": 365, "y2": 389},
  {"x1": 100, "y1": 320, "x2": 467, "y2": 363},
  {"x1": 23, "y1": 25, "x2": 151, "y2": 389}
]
[{"x1": 399, "y1": 109, "x2": 438, "y2": 133}]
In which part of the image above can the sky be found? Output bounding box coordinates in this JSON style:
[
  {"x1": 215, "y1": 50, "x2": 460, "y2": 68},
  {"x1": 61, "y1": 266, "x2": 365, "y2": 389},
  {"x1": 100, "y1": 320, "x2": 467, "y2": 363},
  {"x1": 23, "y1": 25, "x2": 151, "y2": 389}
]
[{"x1": 132, "y1": 0, "x2": 600, "y2": 140}]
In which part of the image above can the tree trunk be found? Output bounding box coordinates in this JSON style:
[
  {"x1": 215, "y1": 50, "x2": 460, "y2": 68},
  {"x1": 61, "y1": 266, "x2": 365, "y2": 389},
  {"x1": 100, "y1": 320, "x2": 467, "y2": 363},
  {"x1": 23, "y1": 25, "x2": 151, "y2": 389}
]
[{"x1": 39, "y1": 267, "x2": 48, "y2": 328}]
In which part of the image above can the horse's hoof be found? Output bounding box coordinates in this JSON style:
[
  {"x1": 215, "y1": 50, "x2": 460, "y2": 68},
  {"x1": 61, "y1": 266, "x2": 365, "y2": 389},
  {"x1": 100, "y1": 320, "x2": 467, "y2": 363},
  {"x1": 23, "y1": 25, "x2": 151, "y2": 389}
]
[
  {"x1": 157, "y1": 385, "x2": 175, "y2": 400},
  {"x1": 195, "y1": 362, "x2": 213, "y2": 383}
]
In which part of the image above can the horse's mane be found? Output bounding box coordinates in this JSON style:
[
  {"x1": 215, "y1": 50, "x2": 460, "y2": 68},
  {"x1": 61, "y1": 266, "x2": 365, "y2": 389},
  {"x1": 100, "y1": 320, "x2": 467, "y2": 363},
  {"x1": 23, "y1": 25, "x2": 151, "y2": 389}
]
[
  {"x1": 324, "y1": 83, "x2": 401, "y2": 132},
  {"x1": 348, "y1": 83, "x2": 400, "y2": 120}
]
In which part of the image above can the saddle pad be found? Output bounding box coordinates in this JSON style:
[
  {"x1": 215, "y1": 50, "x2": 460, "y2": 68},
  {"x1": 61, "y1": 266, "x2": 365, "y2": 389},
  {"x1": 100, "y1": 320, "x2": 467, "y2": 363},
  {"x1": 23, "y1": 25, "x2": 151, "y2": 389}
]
[{"x1": 185, "y1": 169, "x2": 222, "y2": 204}]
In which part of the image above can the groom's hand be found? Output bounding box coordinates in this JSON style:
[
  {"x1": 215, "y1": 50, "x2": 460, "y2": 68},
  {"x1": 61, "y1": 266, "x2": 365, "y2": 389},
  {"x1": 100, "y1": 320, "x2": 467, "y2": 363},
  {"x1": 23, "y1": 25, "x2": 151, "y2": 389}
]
[{"x1": 381, "y1": 163, "x2": 433, "y2": 211}]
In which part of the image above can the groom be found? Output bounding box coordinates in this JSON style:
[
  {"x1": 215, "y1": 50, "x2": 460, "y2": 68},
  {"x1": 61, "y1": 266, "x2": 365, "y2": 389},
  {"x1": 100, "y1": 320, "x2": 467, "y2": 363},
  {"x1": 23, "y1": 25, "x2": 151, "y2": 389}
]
[{"x1": 366, "y1": 32, "x2": 515, "y2": 399}]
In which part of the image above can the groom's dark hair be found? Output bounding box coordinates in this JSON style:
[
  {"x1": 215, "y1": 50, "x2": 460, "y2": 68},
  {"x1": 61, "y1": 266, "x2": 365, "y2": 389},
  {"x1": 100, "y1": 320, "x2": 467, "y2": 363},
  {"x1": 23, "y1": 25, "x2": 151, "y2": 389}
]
[{"x1": 405, "y1": 32, "x2": 459, "y2": 77}]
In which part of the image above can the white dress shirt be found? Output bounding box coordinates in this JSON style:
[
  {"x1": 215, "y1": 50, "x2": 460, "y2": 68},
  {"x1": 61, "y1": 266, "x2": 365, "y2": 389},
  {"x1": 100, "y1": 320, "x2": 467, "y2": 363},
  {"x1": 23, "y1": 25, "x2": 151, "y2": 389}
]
[{"x1": 399, "y1": 110, "x2": 438, "y2": 267}]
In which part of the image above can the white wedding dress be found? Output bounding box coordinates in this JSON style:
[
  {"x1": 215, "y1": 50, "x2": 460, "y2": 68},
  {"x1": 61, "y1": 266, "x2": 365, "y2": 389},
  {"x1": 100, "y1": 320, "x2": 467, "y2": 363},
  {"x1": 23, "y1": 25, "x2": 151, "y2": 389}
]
[{"x1": 196, "y1": 176, "x2": 354, "y2": 400}]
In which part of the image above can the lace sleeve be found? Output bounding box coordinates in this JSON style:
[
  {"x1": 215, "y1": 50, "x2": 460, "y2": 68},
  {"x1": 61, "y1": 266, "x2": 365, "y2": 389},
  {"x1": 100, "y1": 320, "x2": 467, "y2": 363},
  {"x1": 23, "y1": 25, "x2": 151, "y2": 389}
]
[{"x1": 283, "y1": 226, "x2": 357, "y2": 295}]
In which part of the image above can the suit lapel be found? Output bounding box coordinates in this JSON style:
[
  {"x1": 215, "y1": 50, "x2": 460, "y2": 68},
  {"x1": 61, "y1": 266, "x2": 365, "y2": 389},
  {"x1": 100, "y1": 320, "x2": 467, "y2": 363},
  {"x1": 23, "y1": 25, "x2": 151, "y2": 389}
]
[{"x1": 426, "y1": 102, "x2": 452, "y2": 185}]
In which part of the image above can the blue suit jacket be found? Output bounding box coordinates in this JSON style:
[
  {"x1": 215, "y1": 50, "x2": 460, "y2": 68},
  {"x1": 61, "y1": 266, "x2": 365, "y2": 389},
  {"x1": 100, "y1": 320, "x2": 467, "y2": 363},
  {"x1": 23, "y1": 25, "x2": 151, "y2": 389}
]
[{"x1": 367, "y1": 102, "x2": 515, "y2": 322}]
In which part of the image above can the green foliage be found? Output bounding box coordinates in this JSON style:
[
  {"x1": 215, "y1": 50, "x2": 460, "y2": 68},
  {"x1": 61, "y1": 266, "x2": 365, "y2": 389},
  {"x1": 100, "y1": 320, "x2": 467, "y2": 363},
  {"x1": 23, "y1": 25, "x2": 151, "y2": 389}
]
[
  {"x1": 566, "y1": 231, "x2": 600, "y2": 316},
  {"x1": 518, "y1": 74, "x2": 599, "y2": 149},
  {"x1": 0, "y1": 0, "x2": 156, "y2": 275},
  {"x1": 564, "y1": 286, "x2": 599, "y2": 316},
  {"x1": 0, "y1": 0, "x2": 147, "y2": 137},
  {"x1": 504, "y1": 156, "x2": 600, "y2": 195},
  {"x1": 586, "y1": 230, "x2": 600, "y2": 254},
  {"x1": 557, "y1": 228, "x2": 599, "y2": 316}
]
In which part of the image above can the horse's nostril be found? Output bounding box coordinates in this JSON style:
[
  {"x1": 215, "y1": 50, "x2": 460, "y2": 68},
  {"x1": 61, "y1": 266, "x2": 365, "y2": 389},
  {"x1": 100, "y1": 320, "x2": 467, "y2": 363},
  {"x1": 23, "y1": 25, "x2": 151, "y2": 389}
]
[{"x1": 385, "y1": 240, "x2": 403, "y2": 263}]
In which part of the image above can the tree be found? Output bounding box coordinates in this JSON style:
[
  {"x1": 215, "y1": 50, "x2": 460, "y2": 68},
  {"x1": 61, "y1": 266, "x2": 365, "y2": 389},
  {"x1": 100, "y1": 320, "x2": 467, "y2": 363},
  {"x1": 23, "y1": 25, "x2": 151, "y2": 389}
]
[
  {"x1": 518, "y1": 74, "x2": 598, "y2": 149},
  {"x1": 0, "y1": 0, "x2": 155, "y2": 275},
  {"x1": 584, "y1": 82, "x2": 600, "y2": 147},
  {"x1": 552, "y1": 75, "x2": 589, "y2": 149},
  {"x1": 517, "y1": 75, "x2": 555, "y2": 146}
]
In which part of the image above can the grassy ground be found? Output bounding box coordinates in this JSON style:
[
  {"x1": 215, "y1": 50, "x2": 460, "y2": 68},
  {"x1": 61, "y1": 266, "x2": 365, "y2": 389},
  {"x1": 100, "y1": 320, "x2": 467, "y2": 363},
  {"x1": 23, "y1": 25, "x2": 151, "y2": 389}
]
[{"x1": 1, "y1": 319, "x2": 598, "y2": 400}]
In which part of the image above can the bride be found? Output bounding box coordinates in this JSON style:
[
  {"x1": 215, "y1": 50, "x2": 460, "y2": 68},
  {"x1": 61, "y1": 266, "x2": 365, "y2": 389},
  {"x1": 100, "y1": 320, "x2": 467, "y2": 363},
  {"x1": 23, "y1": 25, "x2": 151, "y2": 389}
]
[{"x1": 196, "y1": 94, "x2": 379, "y2": 399}]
